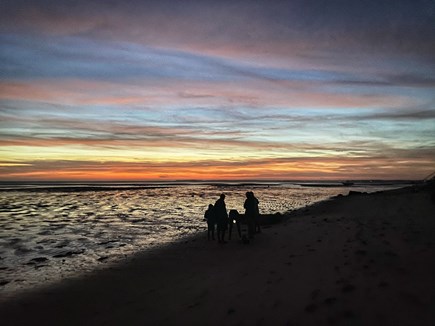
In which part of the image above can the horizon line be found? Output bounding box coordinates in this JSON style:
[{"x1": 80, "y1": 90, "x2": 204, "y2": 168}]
[{"x1": 0, "y1": 178, "x2": 422, "y2": 184}]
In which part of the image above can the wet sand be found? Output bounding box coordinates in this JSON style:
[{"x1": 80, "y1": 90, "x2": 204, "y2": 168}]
[{"x1": 1, "y1": 183, "x2": 434, "y2": 325}]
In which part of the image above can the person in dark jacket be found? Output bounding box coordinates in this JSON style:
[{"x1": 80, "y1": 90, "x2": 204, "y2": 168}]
[
  {"x1": 244, "y1": 191, "x2": 260, "y2": 238},
  {"x1": 214, "y1": 194, "x2": 228, "y2": 243},
  {"x1": 204, "y1": 204, "x2": 215, "y2": 240}
]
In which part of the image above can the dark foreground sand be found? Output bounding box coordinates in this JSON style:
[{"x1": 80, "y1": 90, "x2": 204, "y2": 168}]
[{"x1": 1, "y1": 183, "x2": 435, "y2": 326}]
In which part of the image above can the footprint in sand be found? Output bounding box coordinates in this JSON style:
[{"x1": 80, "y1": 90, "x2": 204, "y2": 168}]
[
  {"x1": 187, "y1": 302, "x2": 200, "y2": 309},
  {"x1": 384, "y1": 250, "x2": 398, "y2": 257},
  {"x1": 311, "y1": 289, "x2": 321, "y2": 299},
  {"x1": 342, "y1": 310, "x2": 356, "y2": 319},
  {"x1": 324, "y1": 297, "x2": 337, "y2": 305},
  {"x1": 378, "y1": 281, "x2": 389, "y2": 288},
  {"x1": 342, "y1": 284, "x2": 356, "y2": 293},
  {"x1": 305, "y1": 303, "x2": 318, "y2": 313}
]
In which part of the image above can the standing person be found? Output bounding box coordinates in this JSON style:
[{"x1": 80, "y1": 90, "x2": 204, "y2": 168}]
[
  {"x1": 251, "y1": 191, "x2": 261, "y2": 234},
  {"x1": 244, "y1": 191, "x2": 260, "y2": 239},
  {"x1": 214, "y1": 193, "x2": 228, "y2": 244},
  {"x1": 204, "y1": 204, "x2": 215, "y2": 240}
]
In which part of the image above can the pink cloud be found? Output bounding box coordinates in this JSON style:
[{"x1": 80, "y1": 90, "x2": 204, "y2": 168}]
[{"x1": 0, "y1": 79, "x2": 412, "y2": 109}]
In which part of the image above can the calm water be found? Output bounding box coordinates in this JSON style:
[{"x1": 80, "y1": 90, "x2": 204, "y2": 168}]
[{"x1": 0, "y1": 182, "x2": 403, "y2": 296}]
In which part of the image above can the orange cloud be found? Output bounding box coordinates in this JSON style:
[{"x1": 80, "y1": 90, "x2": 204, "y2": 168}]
[{"x1": 1, "y1": 155, "x2": 432, "y2": 182}]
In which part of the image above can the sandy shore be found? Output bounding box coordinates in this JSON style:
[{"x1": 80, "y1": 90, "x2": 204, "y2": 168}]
[{"x1": 1, "y1": 183, "x2": 434, "y2": 325}]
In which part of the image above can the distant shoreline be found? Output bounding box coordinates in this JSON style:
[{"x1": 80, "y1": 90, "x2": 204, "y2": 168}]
[{"x1": 0, "y1": 180, "x2": 418, "y2": 192}]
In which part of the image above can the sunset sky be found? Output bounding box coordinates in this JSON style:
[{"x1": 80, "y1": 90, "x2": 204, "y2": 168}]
[{"x1": 1, "y1": 0, "x2": 434, "y2": 181}]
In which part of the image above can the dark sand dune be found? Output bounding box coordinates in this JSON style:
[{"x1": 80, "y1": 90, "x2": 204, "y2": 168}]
[{"x1": 1, "y1": 183, "x2": 434, "y2": 325}]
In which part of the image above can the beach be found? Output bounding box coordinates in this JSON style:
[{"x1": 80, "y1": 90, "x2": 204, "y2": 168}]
[
  {"x1": 0, "y1": 183, "x2": 391, "y2": 294},
  {"x1": 1, "y1": 182, "x2": 434, "y2": 325}
]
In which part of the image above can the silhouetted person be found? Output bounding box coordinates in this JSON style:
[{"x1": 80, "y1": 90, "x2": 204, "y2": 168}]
[
  {"x1": 244, "y1": 191, "x2": 260, "y2": 238},
  {"x1": 204, "y1": 204, "x2": 215, "y2": 240},
  {"x1": 251, "y1": 192, "x2": 261, "y2": 233},
  {"x1": 228, "y1": 209, "x2": 242, "y2": 240},
  {"x1": 214, "y1": 194, "x2": 228, "y2": 243}
]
